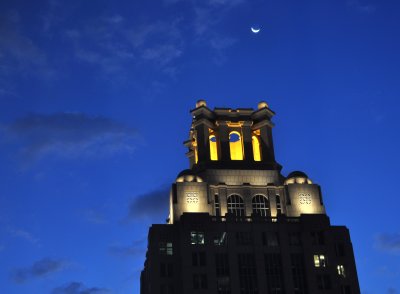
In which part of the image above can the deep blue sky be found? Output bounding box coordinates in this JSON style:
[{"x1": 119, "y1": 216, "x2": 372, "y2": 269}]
[{"x1": 1, "y1": 0, "x2": 400, "y2": 293}]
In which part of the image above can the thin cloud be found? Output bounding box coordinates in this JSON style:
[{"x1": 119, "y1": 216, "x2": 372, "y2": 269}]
[
  {"x1": 1, "y1": 112, "x2": 138, "y2": 165},
  {"x1": 376, "y1": 233, "x2": 400, "y2": 254},
  {"x1": 0, "y1": 10, "x2": 45, "y2": 69},
  {"x1": 41, "y1": 0, "x2": 63, "y2": 34},
  {"x1": 109, "y1": 238, "x2": 147, "y2": 257},
  {"x1": 189, "y1": 0, "x2": 243, "y2": 62},
  {"x1": 128, "y1": 187, "x2": 170, "y2": 220},
  {"x1": 7, "y1": 227, "x2": 40, "y2": 246},
  {"x1": 11, "y1": 258, "x2": 67, "y2": 284},
  {"x1": 84, "y1": 209, "x2": 108, "y2": 225},
  {"x1": 65, "y1": 16, "x2": 183, "y2": 77},
  {"x1": 347, "y1": 0, "x2": 376, "y2": 14},
  {"x1": 0, "y1": 10, "x2": 54, "y2": 79},
  {"x1": 51, "y1": 282, "x2": 111, "y2": 294},
  {"x1": 191, "y1": 0, "x2": 244, "y2": 36},
  {"x1": 0, "y1": 10, "x2": 53, "y2": 96}
]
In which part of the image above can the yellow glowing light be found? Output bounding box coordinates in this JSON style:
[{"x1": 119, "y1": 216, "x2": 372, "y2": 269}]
[
  {"x1": 229, "y1": 131, "x2": 243, "y2": 160},
  {"x1": 314, "y1": 254, "x2": 327, "y2": 267},
  {"x1": 209, "y1": 132, "x2": 218, "y2": 161},
  {"x1": 337, "y1": 265, "x2": 346, "y2": 277},
  {"x1": 227, "y1": 121, "x2": 243, "y2": 127},
  {"x1": 252, "y1": 135, "x2": 262, "y2": 161},
  {"x1": 193, "y1": 135, "x2": 198, "y2": 163}
]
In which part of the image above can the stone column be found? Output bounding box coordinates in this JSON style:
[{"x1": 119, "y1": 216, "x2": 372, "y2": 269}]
[
  {"x1": 218, "y1": 121, "x2": 231, "y2": 162},
  {"x1": 242, "y1": 121, "x2": 254, "y2": 161}
]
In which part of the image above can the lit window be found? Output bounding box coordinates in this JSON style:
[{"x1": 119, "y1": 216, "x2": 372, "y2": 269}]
[
  {"x1": 337, "y1": 265, "x2": 346, "y2": 277},
  {"x1": 252, "y1": 195, "x2": 270, "y2": 217},
  {"x1": 209, "y1": 130, "x2": 219, "y2": 161},
  {"x1": 227, "y1": 194, "x2": 245, "y2": 216},
  {"x1": 229, "y1": 131, "x2": 243, "y2": 160},
  {"x1": 252, "y1": 134, "x2": 262, "y2": 161},
  {"x1": 214, "y1": 232, "x2": 227, "y2": 246},
  {"x1": 193, "y1": 133, "x2": 198, "y2": 164},
  {"x1": 191, "y1": 231, "x2": 205, "y2": 245},
  {"x1": 159, "y1": 242, "x2": 173, "y2": 255},
  {"x1": 314, "y1": 254, "x2": 327, "y2": 267}
]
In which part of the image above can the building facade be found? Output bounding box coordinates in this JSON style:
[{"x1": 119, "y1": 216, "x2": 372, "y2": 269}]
[{"x1": 141, "y1": 100, "x2": 360, "y2": 294}]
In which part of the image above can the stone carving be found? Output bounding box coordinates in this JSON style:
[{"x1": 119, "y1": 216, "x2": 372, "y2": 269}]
[
  {"x1": 299, "y1": 193, "x2": 312, "y2": 205},
  {"x1": 186, "y1": 192, "x2": 199, "y2": 204}
]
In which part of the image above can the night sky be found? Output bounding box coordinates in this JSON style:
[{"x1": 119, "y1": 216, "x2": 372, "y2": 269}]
[{"x1": 1, "y1": 0, "x2": 400, "y2": 293}]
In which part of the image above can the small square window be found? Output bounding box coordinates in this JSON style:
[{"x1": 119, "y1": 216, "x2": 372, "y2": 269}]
[
  {"x1": 311, "y1": 231, "x2": 325, "y2": 245},
  {"x1": 191, "y1": 231, "x2": 205, "y2": 245},
  {"x1": 236, "y1": 232, "x2": 253, "y2": 245},
  {"x1": 193, "y1": 274, "x2": 208, "y2": 289},
  {"x1": 262, "y1": 232, "x2": 279, "y2": 247},
  {"x1": 192, "y1": 252, "x2": 206, "y2": 266},
  {"x1": 160, "y1": 263, "x2": 173, "y2": 278},
  {"x1": 159, "y1": 242, "x2": 173, "y2": 255},
  {"x1": 289, "y1": 232, "x2": 301, "y2": 246},
  {"x1": 214, "y1": 232, "x2": 227, "y2": 246},
  {"x1": 337, "y1": 264, "x2": 346, "y2": 277}
]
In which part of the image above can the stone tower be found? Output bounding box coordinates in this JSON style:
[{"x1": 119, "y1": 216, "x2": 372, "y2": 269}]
[{"x1": 141, "y1": 101, "x2": 360, "y2": 294}]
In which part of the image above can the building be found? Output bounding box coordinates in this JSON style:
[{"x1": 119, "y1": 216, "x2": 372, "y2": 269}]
[{"x1": 140, "y1": 100, "x2": 360, "y2": 294}]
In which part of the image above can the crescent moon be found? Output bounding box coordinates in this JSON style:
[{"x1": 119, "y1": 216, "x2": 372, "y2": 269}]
[{"x1": 251, "y1": 27, "x2": 260, "y2": 33}]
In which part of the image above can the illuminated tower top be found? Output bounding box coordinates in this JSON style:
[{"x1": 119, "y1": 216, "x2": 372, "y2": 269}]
[
  {"x1": 169, "y1": 100, "x2": 327, "y2": 224},
  {"x1": 142, "y1": 100, "x2": 360, "y2": 294},
  {"x1": 185, "y1": 100, "x2": 281, "y2": 171}
]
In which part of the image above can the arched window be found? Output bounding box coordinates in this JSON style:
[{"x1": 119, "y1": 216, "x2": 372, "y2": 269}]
[
  {"x1": 193, "y1": 134, "x2": 198, "y2": 164},
  {"x1": 252, "y1": 195, "x2": 270, "y2": 217},
  {"x1": 252, "y1": 135, "x2": 262, "y2": 161},
  {"x1": 227, "y1": 194, "x2": 245, "y2": 216},
  {"x1": 229, "y1": 131, "x2": 243, "y2": 160},
  {"x1": 209, "y1": 130, "x2": 219, "y2": 161}
]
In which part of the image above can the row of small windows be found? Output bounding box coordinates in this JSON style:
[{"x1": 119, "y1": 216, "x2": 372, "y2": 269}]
[
  {"x1": 160, "y1": 231, "x2": 340, "y2": 252},
  {"x1": 208, "y1": 129, "x2": 262, "y2": 162},
  {"x1": 160, "y1": 253, "x2": 349, "y2": 293},
  {"x1": 187, "y1": 231, "x2": 337, "y2": 250}
]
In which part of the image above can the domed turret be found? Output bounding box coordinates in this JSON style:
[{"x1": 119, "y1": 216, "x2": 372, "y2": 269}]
[
  {"x1": 285, "y1": 170, "x2": 313, "y2": 185},
  {"x1": 176, "y1": 169, "x2": 203, "y2": 183},
  {"x1": 195, "y1": 100, "x2": 207, "y2": 108},
  {"x1": 257, "y1": 101, "x2": 269, "y2": 109}
]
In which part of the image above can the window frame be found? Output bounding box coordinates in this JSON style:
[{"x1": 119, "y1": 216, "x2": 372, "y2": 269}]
[{"x1": 227, "y1": 194, "x2": 245, "y2": 217}]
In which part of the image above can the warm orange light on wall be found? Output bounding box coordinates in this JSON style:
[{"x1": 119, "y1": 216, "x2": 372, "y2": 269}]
[
  {"x1": 229, "y1": 131, "x2": 243, "y2": 160},
  {"x1": 193, "y1": 135, "x2": 198, "y2": 163},
  {"x1": 252, "y1": 135, "x2": 262, "y2": 161},
  {"x1": 209, "y1": 134, "x2": 218, "y2": 161}
]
